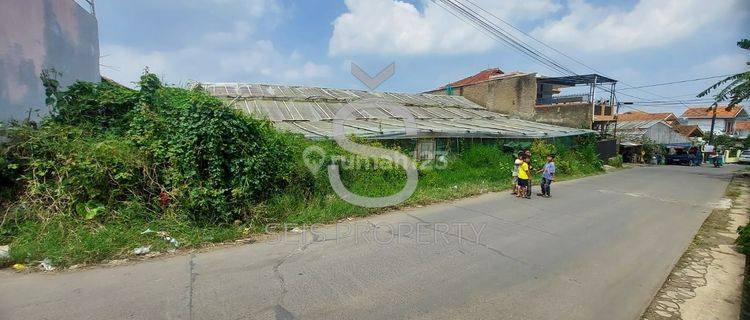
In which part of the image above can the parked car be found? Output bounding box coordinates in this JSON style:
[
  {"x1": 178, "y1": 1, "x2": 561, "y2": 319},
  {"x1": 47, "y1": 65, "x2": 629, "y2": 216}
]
[
  {"x1": 739, "y1": 150, "x2": 750, "y2": 164},
  {"x1": 665, "y1": 152, "x2": 692, "y2": 165}
]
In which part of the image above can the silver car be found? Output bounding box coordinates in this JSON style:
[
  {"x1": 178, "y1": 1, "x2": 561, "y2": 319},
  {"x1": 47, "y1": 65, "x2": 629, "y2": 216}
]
[{"x1": 740, "y1": 150, "x2": 750, "y2": 164}]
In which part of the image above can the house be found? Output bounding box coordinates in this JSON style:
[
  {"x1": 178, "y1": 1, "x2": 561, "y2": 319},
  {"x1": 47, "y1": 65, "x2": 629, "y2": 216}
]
[
  {"x1": 617, "y1": 111, "x2": 678, "y2": 124},
  {"x1": 425, "y1": 68, "x2": 538, "y2": 121},
  {"x1": 200, "y1": 83, "x2": 593, "y2": 160},
  {"x1": 535, "y1": 74, "x2": 618, "y2": 132},
  {"x1": 0, "y1": 0, "x2": 100, "y2": 122},
  {"x1": 735, "y1": 121, "x2": 750, "y2": 138},
  {"x1": 609, "y1": 120, "x2": 692, "y2": 147},
  {"x1": 680, "y1": 105, "x2": 748, "y2": 135},
  {"x1": 673, "y1": 124, "x2": 704, "y2": 139},
  {"x1": 426, "y1": 68, "x2": 618, "y2": 131},
  {"x1": 608, "y1": 119, "x2": 694, "y2": 163}
]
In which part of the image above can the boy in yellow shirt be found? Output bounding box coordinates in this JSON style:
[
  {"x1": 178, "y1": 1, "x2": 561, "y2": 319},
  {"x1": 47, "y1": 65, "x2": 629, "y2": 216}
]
[{"x1": 516, "y1": 155, "x2": 531, "y2": 198}]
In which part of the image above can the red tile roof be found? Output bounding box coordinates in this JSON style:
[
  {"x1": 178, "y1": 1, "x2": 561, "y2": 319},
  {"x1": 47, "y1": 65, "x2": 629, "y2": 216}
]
[
  {"x1": 673, "y1": 124, "x2": 703, "y2": 137},
  {"x1": 680, "y1": 105, "x2": 745, "y2": 119},
  {"x1": 735, "y1": 121, "x2": 750, "y2": 131},
  {"x1": 617, "y1": 111, "x2": 676, "y2": 122},
  {"x1": 444, "y1": 68, "x2": 504, "y2": 88}
]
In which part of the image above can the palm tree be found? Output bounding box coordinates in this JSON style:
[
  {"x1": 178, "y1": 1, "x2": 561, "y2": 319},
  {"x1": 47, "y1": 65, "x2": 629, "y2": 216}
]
[
  {"x1": 698, "y1": 39, "x2": 749, "y2": 145},
  {"x1": 698, "y1": 39, "x2": 750, "y2": 106}
]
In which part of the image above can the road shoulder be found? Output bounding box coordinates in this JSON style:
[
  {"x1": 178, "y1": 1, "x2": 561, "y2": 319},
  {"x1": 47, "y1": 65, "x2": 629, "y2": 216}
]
[{"x1": 642, "y1": 173, "x2": 749, "y2": 319}]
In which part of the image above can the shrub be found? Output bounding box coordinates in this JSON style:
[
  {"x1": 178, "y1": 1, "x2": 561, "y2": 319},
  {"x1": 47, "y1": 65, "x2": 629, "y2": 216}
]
[
  {"x1": 738, "y1": 224, "x2": 750, "y2": 254},
  {"x1": 2, "y1": 124, "x2": 151, "y2": 223},
  {"x1": 608, "y1": 155, "x2": 623, "y2": 168},
  {"x1": 458, "y1": 143, "x2": 507, "y2": 168},
  {"x1": 2, "y1": 72, "x2": 296, "y2": 224},
  {"x1": 128, "y1": 82, "x2": 295, "y2": 222}
]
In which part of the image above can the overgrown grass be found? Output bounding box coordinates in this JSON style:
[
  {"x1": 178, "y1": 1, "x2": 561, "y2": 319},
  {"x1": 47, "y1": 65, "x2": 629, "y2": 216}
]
[{"x1": 0, "y1": 73, "x2": 603, "y2": 268}]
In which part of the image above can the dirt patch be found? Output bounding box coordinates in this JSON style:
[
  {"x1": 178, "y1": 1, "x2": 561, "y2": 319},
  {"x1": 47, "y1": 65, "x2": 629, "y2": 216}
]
[{"x1": 642, "y1": 175, "x2": 749, "y2": 320}]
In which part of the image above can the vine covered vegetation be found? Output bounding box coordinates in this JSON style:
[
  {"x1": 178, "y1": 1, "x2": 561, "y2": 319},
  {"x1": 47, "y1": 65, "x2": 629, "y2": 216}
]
[{"x1": 0, "y1": 72, "x2": 602, "y2": 266}]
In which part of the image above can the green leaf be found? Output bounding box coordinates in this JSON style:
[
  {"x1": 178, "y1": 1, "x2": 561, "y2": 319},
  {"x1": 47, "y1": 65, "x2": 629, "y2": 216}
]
[{"x1": 76, "y1": 201, "x2": 104, "y2": 220}]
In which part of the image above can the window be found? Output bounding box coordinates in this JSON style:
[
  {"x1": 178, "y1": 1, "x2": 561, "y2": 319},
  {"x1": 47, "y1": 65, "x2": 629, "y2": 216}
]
[
  {"x1": 416, "y1": 139, "x2": 436, "y2": 161},
  {"x1": 594, "y1": 104, "x2": 602, "y2": 115},
  {"x1": 725, "y1": 121, "x2": 734, "y2": 133}
]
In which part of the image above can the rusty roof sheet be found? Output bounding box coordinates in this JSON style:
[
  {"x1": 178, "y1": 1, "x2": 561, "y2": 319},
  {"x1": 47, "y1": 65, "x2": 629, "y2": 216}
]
[{"x1": 199, "y1": 83, "x2": 594, "y2": 140}]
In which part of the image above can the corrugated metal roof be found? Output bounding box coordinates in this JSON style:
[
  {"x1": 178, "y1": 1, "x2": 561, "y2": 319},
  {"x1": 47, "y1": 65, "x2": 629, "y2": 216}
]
[
  {"x1": 612, "y1": 119, "x2": 664, "y2": 131},
  {"x1": 199, "y1": 83, "x2": 594, "y2": 140}
]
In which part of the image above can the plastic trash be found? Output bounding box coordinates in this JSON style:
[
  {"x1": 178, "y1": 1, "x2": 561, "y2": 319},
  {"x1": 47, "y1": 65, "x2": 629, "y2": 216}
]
[
  {"x1": 12, "y1": 263, "x2": 25, "y2": 271},
  {"x1": 132, "y1": 246, "x2": 151, "y2": 255},
  {"x1": 0, "y1": 245, "x2": 9, "y2": 259},
  {"x1": 164, "y1": 236, "x2": 180, "y2": 247},
  {"x1": 141, "y1": 229, "x2": 179, "y2": 247},
  {"x1": 39, "y1": 259, "x2": 55, "y2": 271}
]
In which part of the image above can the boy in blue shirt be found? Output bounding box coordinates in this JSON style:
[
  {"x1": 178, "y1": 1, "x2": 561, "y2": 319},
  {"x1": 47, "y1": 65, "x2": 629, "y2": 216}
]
[{"x1": 537, "y1": 154, "x2": 555, "y2": 198}]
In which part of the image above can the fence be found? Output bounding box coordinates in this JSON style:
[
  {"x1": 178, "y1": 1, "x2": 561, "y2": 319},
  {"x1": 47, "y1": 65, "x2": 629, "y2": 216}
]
[{"x1": 536, "y1": 94, "x2": 590, "y2": 105}]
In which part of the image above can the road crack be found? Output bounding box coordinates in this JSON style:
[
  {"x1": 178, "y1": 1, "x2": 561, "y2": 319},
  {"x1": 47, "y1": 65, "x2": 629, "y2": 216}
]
[{"x1": 188, "y1": 253, "x2": 197, "y2": 320}]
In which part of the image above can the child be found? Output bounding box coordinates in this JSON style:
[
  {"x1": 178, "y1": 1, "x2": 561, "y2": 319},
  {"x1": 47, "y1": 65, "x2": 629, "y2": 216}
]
[
  {"x1": 537, "y1": 154, "x2": 555, "y2": 198},
  {"x1": 511, "y1": 152, "x2": 523, "y2": 195},
  {"x1": 516, "y1": 155, "x2": 531, "y2": 199},
  {"x1": 524, "y1": 149, "x2": 533, "y2": 198}
]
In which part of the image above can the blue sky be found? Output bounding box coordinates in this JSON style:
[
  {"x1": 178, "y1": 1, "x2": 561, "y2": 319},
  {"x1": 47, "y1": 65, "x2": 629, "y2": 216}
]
[{"x1": 97, "y1": 0, "x2": 749, "y2": 114}]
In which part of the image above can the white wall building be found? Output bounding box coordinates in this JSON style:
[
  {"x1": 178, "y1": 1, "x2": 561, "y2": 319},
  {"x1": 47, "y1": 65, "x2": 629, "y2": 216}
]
[{"x1": 680, "y1": 106, "x2": 748, "y2": 136}]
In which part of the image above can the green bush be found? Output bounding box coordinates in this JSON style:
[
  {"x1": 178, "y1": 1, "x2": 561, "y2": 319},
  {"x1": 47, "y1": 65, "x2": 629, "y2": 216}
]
[
  {"x1": 457, "y1": 143, "x2": 508, "y2": 168},
  {"x1": 2, "y1": 72, "x2": 295, "y2": 224},
  {"x1": 0, "y1": 71, "x2": 608, "y2": 266},
  {"x1": 2, "y1": 124, "x2": 150, "y2": 223},
  {"x1": 127, "y1": 83, "x2": 295, "y2": 222},
  {"x1": 738, "y1": 224, "x2": 750, "y2": 254},
  {"x1": 608, "y1": 155, "x2": 624, "y2": 168}
]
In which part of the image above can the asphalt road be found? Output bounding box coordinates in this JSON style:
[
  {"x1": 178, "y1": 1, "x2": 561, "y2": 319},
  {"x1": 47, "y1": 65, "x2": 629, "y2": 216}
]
[{"x1": 0, "y1": 165, "x2": 741, "y2": 320}]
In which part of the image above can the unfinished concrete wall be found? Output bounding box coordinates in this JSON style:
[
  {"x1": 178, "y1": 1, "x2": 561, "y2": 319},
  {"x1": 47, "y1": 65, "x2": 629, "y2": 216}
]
[
  {"x1": 485, "y1": 74, "x2": 536, "y2": 120},
  {"x1": 427, "y1": 73, "x2": 537, "y2": 120},
  {"x1": 0, "y1": 0, "x2": 100, "y2": 122},
  {"x1": 533, "y1": 103, "x2": 592, "y2": 129}
]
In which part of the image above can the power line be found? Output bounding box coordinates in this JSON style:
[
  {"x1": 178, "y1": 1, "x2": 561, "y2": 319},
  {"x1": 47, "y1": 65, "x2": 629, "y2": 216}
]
[
  {"x1": 445, "y1": 0, "x2": 693, "y2": 106},
  {"x1": 619, "y1": 74, "x2": 734, "y2": 90},
  {"x1": 430, "y1": 0, "x2": 570, "y2": 76},
  {"x1": 434, "y1": 0, "x2": 578, "y2": 76}
]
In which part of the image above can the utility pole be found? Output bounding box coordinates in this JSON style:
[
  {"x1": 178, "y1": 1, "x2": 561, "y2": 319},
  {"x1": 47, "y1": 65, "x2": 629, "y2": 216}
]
[
  {"x1": 708, "y1": 102, "x2": 718, "y2": 146},
  {"x1": 612, "y1": 101, "x2": 633, "y2": 138}
]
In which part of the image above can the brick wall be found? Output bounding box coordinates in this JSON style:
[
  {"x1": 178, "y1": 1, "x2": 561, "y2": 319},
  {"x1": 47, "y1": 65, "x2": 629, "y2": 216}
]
[
  {"x1": 533, "y1": 102, "x2": 593, "y2": 129},
  {"x1": 427, "y1": 73, "x2": 537, "y2": 120}
]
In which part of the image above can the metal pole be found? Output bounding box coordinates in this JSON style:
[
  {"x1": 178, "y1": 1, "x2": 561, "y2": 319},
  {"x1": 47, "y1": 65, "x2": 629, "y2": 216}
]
[
  {"x1": 613, "y1": 102, "x2": 620, "y2": 138},
  {"x1": 591, "y1": 76, "x2": 598, "y2": 130},
  {"x1": 708, "y1": 102, "x2": 718, "y2": 146}
]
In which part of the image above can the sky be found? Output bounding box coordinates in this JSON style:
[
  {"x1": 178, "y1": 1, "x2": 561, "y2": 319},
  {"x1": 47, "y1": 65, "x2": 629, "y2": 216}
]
[{"x1": 97, "y1": 0, "x2": 750, "y2": 115}]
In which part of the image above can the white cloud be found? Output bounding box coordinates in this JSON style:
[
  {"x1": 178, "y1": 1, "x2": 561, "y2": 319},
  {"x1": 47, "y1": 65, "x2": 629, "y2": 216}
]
[
  {"x1": 101, "y1": 39, "x2": 331, "y2": 87},
  {"x1": 101, "y1": 0, "x2": 329, "y2": 86},
  {"x1": 532, "y1": 0, "x2": 739, "y2": 52},
  {"x1": 696, "y1": 53, "x2": 748, "y2": 75},
  {"x1": 329, "y1": 0, "x2": 561, "y2": 56}
]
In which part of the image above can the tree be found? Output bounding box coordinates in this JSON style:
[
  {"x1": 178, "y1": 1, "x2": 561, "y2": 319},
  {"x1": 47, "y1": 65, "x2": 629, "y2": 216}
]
[{"x1": 698, "y1": 39, "x2": 750, "y2": 106}]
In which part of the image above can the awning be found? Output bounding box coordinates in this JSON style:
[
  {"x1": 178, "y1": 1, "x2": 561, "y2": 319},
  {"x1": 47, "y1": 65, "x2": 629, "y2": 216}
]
[{"x1": 620, "y1": 141, "x2": 642, "y2": 147}]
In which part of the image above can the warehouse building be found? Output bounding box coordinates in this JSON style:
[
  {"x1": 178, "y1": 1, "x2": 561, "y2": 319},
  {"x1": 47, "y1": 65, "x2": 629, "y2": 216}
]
[{"x1": 200, "y1": 83, "x2": 594, "y2": 160}]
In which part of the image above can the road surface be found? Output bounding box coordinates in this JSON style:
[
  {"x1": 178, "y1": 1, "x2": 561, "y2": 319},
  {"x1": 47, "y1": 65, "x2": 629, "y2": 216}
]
[{"x1": 0, "y1": 165, "x2": 741, "y2": 320}]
